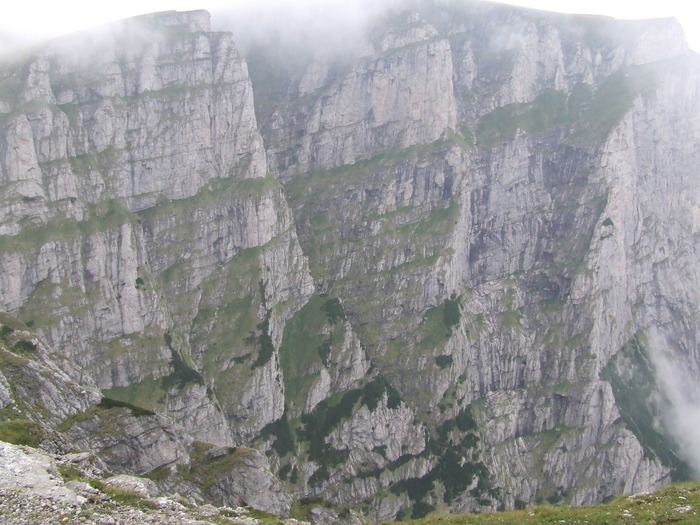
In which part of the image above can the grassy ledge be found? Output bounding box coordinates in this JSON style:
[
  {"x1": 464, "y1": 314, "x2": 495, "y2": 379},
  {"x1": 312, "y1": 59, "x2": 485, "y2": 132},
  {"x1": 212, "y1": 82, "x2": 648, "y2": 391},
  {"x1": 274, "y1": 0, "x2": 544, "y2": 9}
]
[{"x1": 394, "y1": 482, "x2": 700, "y2": 525}]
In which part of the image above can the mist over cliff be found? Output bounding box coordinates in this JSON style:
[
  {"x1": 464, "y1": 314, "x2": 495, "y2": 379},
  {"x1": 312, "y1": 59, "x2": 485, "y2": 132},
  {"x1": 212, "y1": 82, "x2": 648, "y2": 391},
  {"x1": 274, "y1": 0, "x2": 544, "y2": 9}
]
[{"x1": 1, "y1": 1, "x2": 699, "y2": 521}]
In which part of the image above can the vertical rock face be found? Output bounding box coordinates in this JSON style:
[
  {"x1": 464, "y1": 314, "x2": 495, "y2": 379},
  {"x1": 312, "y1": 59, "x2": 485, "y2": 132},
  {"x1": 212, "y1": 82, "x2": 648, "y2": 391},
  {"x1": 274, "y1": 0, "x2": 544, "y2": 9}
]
[
  {"x1": 247, "y1": 1, "x2": 699, "y2": 518},
  {"x1": 263, "y1": 12, "x2": 458, "y2": 179},
  {"x1": 0, "y1": 10, "x2": 314, "y2": 448},
  {"x1": 1, "y1": 1, "x2": 700, "y2": 522}
]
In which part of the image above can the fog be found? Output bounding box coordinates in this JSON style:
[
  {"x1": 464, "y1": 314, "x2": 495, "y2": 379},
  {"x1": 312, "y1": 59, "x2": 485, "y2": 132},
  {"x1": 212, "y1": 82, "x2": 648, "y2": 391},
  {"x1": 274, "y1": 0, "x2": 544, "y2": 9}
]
[
  {"x1": 0, "y1": 0, "x2": 402, "y2": 62},
  {"x1": 210, "y1": 0, "x2": 404, "y2": 58},
  {"x1": 648, "y1": 327, "x2": 700, "y2": 477},
  {"x1": 2, "y1": 0, "x2": 696, "y2": 61}
]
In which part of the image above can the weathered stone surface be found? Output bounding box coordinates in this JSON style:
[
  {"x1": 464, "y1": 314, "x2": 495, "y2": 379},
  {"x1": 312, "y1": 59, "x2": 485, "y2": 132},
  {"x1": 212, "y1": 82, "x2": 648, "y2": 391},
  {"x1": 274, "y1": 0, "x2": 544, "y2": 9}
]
[
  {"x1": 199, "y1": 447, "x2": 293, "y2": 517},
  {"x1": 328, "y1": 396, "x2": 425, "y2": 462},
  {"x1": 103, "y1": 474, "x2": 160, "y2": 498},
  {"x1": 0, "y1": 441, "x2": 86, "y2": 506},
  {"x1": 0, "y1": 440, "x2": 304, "y2": 524},
  {"x1": 264, "y1": 12, "x2": 457, "y2": 179},
  {"x1": 62, "y1": 408, "x2": 192, "y2": 475}
]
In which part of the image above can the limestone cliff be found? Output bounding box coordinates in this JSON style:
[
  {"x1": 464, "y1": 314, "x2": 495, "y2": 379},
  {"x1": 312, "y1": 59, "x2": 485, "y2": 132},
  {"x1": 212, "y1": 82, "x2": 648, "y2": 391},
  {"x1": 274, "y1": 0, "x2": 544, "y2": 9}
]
[
  {"x1": 1, "y1": 1, "x2": 699, "y2": 522},
  {"x1": 0, "y1": 10, "x2": 314, "y2": 447}
]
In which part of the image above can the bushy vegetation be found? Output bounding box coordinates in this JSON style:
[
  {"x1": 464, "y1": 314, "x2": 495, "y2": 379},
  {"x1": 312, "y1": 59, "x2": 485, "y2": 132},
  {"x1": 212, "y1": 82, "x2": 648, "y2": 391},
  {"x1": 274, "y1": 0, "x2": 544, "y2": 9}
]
[
  {"x1": 97, "y1": 397, "x2": 156, "y2": 418},
  {"x1": 434, "y1": 355, "x2": 453, "y2": 368},
  {"x1": 259, "y1": 410, "x2": 296, "y2": 456},
  {"x1": 321, "y1": 296, "x2": 345, "y2": 324},
  {"x1": 297, "y1": 376, "x2": 402, "y2": 486},
  {"x1": 388, "y1": 406, "x2": 496, "y2": 518},
  {"x1": 249, "y1": 315, "x2": 276, "y2": 369}
]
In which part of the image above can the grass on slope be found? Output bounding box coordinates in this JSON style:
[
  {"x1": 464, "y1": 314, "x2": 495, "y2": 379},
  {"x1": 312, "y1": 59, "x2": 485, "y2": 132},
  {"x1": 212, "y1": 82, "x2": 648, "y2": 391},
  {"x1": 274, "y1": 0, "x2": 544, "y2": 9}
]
[{"x1": 395, "y1": 483, "x2": 700, "y2": 525}]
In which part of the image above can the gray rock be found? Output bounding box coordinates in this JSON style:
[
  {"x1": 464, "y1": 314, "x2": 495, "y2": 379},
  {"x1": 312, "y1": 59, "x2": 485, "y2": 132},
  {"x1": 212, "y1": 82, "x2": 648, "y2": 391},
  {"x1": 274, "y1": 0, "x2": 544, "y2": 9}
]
[
  {"x1": 0, "y1": 441, "x2": 86, "y2": 506},
  {"x1": 201, "y1": 447, "x2": 292, "y2": 517},
  {"x1": 103, "y1": 474, "x2": 160, "y2": 498}
]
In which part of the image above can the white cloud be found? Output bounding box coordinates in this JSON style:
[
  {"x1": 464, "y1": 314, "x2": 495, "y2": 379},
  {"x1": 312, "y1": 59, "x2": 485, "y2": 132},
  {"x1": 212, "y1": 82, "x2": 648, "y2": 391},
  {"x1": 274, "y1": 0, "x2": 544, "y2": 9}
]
[{"x1": 1, "y1": 1, "x2": 696, "y2": 50}]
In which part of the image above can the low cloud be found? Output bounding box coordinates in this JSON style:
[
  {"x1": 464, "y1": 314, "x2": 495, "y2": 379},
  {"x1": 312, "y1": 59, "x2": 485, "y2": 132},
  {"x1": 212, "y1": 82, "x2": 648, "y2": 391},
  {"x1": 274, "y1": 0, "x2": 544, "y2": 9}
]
[
  {"x1": 648, "y1": 327, "x2": 700, "y2": 477},
  {"x1": 210, "y1": 0, "x2": 404, "y2": 58}
]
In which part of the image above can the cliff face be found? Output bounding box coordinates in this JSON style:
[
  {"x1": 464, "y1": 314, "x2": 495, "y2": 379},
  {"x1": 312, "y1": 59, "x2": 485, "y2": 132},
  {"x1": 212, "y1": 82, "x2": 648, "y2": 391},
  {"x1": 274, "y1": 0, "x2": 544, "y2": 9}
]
[
  {"x1": 1, "y1": 2, "x2": 699, "y2": 522},
  {"x1": 0, "y1": 10, "x2": 316, "y2": 448}
]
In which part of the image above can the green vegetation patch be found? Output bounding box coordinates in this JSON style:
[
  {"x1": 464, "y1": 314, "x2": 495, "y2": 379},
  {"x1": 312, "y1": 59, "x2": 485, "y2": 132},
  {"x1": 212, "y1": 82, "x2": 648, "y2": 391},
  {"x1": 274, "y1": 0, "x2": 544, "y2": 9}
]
[
  {"x1": 500, "y1": 309, "x2": 522, "y2": 330},
  {"x1": 97, "y1": 397, "x2": 156, "y2": 418},
  {"x1": 163, "y1": 332, "x2": 204, "y2": 388},
  {"x1": 57, "y1": 396, "x2": 154, "y2": 434},
  {"x1": 284, "y1": 141, "x2": 458, "y2": 207},
  {"x1": 434, "y1": 355, "x2": 453, "y2": 369},
  {"x1": 476, "y1": 63, "x2": 662, "y2": 148},
  {"x1": 10, "y1": 339, "x2": 37, "y2": 355},
  {"x1": 0, "y1": 346, "x2": 30, "y2": 368},
  {"x1": 413, "y1": 295, "x2": 462, "y2": 355},
  {"x1": 389, "y1": 405, "x2": 496, "y2": 518},
  {"x1": 184, "y1": 442, "x2": 261, "y2": 491},
  {"x1": 103, "y1": 374, "x2": 166, "y2": 413},
  {"x1": 573, "y1": 65, "x2": 658, "y2": 143},
  {"x1": 396, "y1": 482, "x2": 700, "y2": 524},
  {"x1": 0, "y1": 198, "x2": 134, "y2": 254},
  {"x1": 57, "y1": 464, "x2": 83, "y2": 482},
  {"x1": 170, "y1": 242, "x2": 271, "y2": 415},
  {"x1": 248, "y1": 315, "x2": 275, "y2": 369},
  {"x1": 284, "y1": 144, "x2": 462, "y2": 365},
  {"x1": 278, "y1": 294, "x2": 349, "y2": 414},
  {"x1": 259, "y1": 410, "x2": 296, "y2": 456},
  {"x1": 0, "y1": 419, "x2": 43, "y2": 447},
  {"x1": 0, "y1": 312, "x2": 30, "y2": 332},
  {"x1": 297, "y1": 377, "x2": 402, "y2": 486},
  {"x1": 289, "y1": 497, "x2": 351, "y2": 523},
  {"x1": 139, "y1": 175, "x2": 280, "y2": 225},
  {"x1": 104, "y1": 332, "x2": 204, "y2": 413},
  {"x1": 0, "y1": 317, "x2": 38, "y2": 357},
  {"x1": 89, "y1": 479, "x2": 158, "y2": 511},
  {"x1": 476, "y1": 89, "x2": 570, "y2": 147}
]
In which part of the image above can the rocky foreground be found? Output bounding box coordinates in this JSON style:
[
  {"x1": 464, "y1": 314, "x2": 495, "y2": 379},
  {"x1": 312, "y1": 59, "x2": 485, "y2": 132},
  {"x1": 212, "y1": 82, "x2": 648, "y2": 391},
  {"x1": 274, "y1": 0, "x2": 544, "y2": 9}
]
[
  {"x1": 0, "y1": 440, "x2": 309, "y2": 525},
  {"x1": 2, "y1": 438, "x2": 698, "y2": 525}
]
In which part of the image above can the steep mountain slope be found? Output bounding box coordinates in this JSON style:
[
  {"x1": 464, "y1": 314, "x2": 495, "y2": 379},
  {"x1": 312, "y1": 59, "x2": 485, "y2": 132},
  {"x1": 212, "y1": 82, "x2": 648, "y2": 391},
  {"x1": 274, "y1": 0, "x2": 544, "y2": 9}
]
[
  {"x1": 1, "y1": 1, "x2": 699, "y2": 522},
  {"x1": 247, "y1": 2, "x2": 700, "y2": 516},
  {"x1": 0, "y1": 10, "x2": 315, "y2": 447}
]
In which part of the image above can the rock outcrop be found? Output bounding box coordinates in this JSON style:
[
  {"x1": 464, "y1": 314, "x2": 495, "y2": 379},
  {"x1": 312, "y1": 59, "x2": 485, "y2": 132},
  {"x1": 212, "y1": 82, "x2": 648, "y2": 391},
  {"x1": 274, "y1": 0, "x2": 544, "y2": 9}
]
[
  {"x1": 0, "y1": 440, "x2": 301, "y2": 524},
  {"x1": 0, "y1": 9, "x2": 314, "y2": 447},
  {"x1": 0, "y1": 313, "x2": 296, "y2": 519}
]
